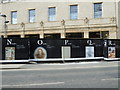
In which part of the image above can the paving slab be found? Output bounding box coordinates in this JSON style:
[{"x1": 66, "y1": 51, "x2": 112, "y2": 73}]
[
  {"x1": 0, "y1": 64, "x2": 26, "y2": 69},
  {"x1": 0, "y1": 60, "x2": 29, "y2": 64}
]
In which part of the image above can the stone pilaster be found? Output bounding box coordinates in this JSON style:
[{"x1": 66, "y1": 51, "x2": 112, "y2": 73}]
[{"x1": 84, "y1": 31, "x2": 89, "y2": 38}]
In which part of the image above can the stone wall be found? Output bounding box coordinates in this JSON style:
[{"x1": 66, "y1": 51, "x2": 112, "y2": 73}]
[{"x1": 0, "y1": 1, "x2": 119, "y2": 39}]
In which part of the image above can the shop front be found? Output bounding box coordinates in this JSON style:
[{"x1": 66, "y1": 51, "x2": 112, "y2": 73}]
[
  {"x1": 103, "y1": 39, "x2": 120, "y2": 58},
  {"x1": 29, "y1": 39, "x2": 104, "y2": 59},
  {"x1": 1, "y1": 38, "x2": 29, "y2": 60},
  {"x1": 0, "y1": 38, "x2": 120, "y2": 60}
]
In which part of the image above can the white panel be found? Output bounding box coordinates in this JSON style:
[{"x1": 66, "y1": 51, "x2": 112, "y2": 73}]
[
  {"x1": 62, "y1": 46, "x2": 71, "y2": 58},
  {"x1": 85, "y1": 46, "x2": 94, "y2": 58}
]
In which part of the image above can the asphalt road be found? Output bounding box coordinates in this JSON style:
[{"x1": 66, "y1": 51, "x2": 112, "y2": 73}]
[{"x1": 1, "y1": 61, "x2": 120, "y2": 88}]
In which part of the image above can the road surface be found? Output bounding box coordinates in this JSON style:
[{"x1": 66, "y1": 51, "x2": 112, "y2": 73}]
[{"x1": 1, "y1": 61, "x2": 120, "y2": 88}]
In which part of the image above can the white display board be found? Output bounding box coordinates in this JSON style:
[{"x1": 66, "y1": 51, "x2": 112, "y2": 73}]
[
  {"x1": 85, "y1": 46, "x2": 94, "y2": 58},
  {"x1": 62, "y1": 46, "x2": 71, "y2": 58},
  {"x1": 108, "y1": 47, "x2": 116, "y2": 58}
]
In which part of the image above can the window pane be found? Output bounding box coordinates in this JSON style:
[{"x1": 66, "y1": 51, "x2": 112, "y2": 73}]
[
  {"x1": 101, "y1": 31, "x2": 109, "y2": 39},
  {"x1": 66, "y1": 33, "x2": 84, "y2": 39},
  {"x1": 29, "y1": 9, "x2": 35, "y2": 22},
  {"x1": 70, "y1": 5, "x2": 78, "y2": 20},
  {"x1": 48, "y1": 7, "x2": 56, "y2": 21},
  {"x1": 11, "y1": 11, "x2": 17, "y2": 24},
  {"x1": 94, "y1": 3, "x2": 102, "y2": 18}
]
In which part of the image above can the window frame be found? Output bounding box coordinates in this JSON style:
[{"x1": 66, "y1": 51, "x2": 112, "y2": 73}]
[
  {"x1": 48, "y1": 7, "x2": 56, "y2": 21},
  {"x1": 11, "y1": 11, "x2": 17, "y2": 24},
  {"x1": 28, "y1": 9, "x2": 36, "y2": 23},
  {"x1": 93, "y1": 3, "x2": 102, "y2": 18},
  {"x1": 70, "y1": 5, "x2": 78, "y2": 20}
]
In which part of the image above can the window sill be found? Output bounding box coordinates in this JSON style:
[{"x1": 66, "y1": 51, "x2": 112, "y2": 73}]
[{"x1": 70, "y1": 19, "x2": 79, "y2": 21}]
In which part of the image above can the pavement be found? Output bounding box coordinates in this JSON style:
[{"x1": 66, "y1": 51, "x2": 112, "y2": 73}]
[
  {"x1": 0, "y1": 60, "x2": 30, "y2": 64},
  {"x1": 0, "y1": 57, "x2": 119, "y2": 65},
  {"x1": 1, "y1": 64, "x2": 26, "y2": 69},
  {"x1": 0, "y1": 61, "x2": 119, "y2": 70},
  {"x1": 19, "y1": 61, "x2": 120, "y2": 71}
]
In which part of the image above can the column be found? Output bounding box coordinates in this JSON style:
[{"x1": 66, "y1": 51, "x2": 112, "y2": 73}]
[
  {"x1": 84, "y1": 31, "x2": 89, "y2": 38},
  {"x1": 61, "y1": 20, "x2": 66, "y2": 39},
  {"x1": 109, "y1": 31, "x2": 117, "y2": 39},
  {"x1": 40, "y1": 33, "x2": 44, "y2": 38},
  {"x1": 61, "y1": 32, "x2": 66, "y2": 38},
  {"x1": 21, "y1": 22, "x2": 25, "y2": 38},
  {"x1": 4, "y1": 35, "x2": 7, "y2": 38},
  {"x1": 21, "y1": 34, "x2": 25, "y2": 38}
]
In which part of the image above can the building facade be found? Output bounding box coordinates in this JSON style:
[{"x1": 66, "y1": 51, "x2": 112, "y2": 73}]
[{"x1": 0, "y1": 0, "x2": 120, "y2": 39}]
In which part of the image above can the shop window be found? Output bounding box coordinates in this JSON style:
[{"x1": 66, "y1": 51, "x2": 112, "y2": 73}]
[
  {"x1": 44, "y1": 34, "x2": 60, "y2": 39},
  {"x1": 25, "y1": 34, "x2": 39, "y2": 38},
  {"x1": 66, "y1": 33, "x2": 84, "y2": 39},
  {"x1": 8, "y1": 35, "x2": 20, "y2": 38},
  {"x1": 101, "y1": 31, "x2": 109, "y2": 39},
  {"x1": 89, "y1": 32, "x2": 100, "y2": 38}
]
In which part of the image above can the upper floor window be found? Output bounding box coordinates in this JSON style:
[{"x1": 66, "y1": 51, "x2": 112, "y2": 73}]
[
  {"x1": 94, "y1": 3, "x2": 102, "y2": 18},
  {"x1": 29, "y1": 9, "x2": 35, "y2": 23},
  {"x1": 48, "y1": 7, "x2": 56, "y2": 21},
  {"x1": 11, "y1": 11, "x2": 17, "y2": 24},
  {"x1": 1, "y1": 0, "x2": 17, "y2": 3},
  {"x1": 70, "y1": 5, "x2": 78, "y2": 20}
]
